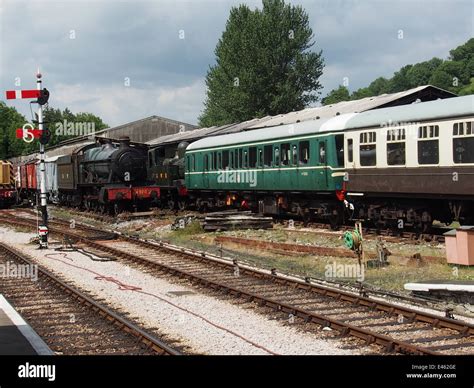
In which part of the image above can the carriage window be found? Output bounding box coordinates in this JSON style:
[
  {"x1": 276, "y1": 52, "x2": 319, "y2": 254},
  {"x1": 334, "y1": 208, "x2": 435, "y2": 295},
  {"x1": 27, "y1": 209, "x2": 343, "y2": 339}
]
[
  {"x1": 387, "y1": 128, "x2": 406, "y2": 166},
  {"x1": 359, "y1": 131, "x2": 376, "y2": 166},
  {"x1": 274, "y1": 147, "x2": 280, "y2": 166},
  {"x1": 238, "y1": 149, "x2": 242, "y2": 168},
  {"x1": 204, "y1": 154, "x2": 209, "y2": 171},
  {"x1": 281, "y1": 143, "x2": 290, "y2": 166},
  {"x1": 299, "y1": 141, "x2": 309, "y2": 165},
  {"x1": 258, "y1": 149, "x2": 263, "y2": 167},
  {"x1": 453, "y1": 121, "x2": 474, "y2": 164},
  {"x1": 222, "y1": 150, "x2": 229, "y2": 169},
  {"x1": 230, "y1": 151, "x2": 234, "y2": 169},
  {"x1": 335, "y1": 135, "x2": 344, "y2": 167},
  {"x1": 319, "y1": 142, "x2": 326, "y2": 164},
  {"x1": 213, "y1": 152, "x2": 217, "y2": 170},
  {"x1": 189, "y1": 155, "x2": 195, "y2": 171},
  {"x1": 418, "y1": 125, "x2": 439, "y2": 165},
  {"x1": 243, "y1": 150, "x2": 248, "y2": 168},
  {"x1": 264, "y1": 145, "x2": 273, "y2": 167},
  {"x1": 347, "y1": 139, "x2": 353, "y2": 163},
  {"x1": 292, "y1": 145, "x2": 298, "y2": 165},
  {"x1": 249, "y1": 147, "x2": 257, "y2": 168}
]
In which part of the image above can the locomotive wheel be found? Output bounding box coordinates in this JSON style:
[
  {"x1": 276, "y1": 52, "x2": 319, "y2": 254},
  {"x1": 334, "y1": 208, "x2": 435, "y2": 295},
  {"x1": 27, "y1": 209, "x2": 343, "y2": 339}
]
[
  {"x1": 167, "y1": 199, "x2": 175, "y2": 210},
  {"x1": 113, "y1": 203, "x2": 123, "y2": 216},
  {"x1": 178, "y1": 200, "x2": 186, "y2": 211}
]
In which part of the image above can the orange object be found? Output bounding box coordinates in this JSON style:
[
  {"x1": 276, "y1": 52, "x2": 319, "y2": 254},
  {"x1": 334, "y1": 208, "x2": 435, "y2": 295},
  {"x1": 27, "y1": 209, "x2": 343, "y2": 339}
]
[{"x1": 444, "y1": 227, "x2": 474, "y2": 266}]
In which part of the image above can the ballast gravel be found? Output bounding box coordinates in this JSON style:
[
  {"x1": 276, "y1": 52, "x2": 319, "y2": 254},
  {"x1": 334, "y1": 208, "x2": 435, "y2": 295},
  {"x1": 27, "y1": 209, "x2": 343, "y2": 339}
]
[{"x1": 0, "y1": 227, "x2": 358, "y2": 355}]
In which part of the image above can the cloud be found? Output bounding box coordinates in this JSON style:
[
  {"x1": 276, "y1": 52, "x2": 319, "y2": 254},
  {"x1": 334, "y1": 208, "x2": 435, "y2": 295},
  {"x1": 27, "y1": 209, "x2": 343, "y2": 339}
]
[
  {"x1": 1, "y1": 0, "x2": 472, "y2": 127},
  {"x1": 51, "y1": 78, "x2": 205, "y2": 126}
]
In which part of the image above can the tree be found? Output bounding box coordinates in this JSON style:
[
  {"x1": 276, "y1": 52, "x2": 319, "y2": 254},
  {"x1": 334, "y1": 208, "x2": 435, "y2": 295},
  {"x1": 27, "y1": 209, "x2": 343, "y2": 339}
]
[
  {"x1": 199, "y1": 0, "x2": 324, "y2": 127},
  {"x1": 0, "y1": 102, "x2": 108, "y2": 158},
  {"x1": 388, "y1": 65, "x2": 414, "y2": 92},
  {"x1": 406, "y1": 58, "x2": 443, "y2": 88},
  {"x1": 0, "y1": 102, "x2": 27, "y2": 159},
  {"x1": 350, "y1": 87, "x2": 372, "y2": 100},
  {"x1": 449, "y1": 38, "x2": 474, "y2": 62},
  {"x1": 429, "y1": 68, "x2": 455, "y2": 91},
  {"x1": 367, "y1": 77, "x2": 391, "y2": 95},
  {"x1": 321, "y1": 85, "x2": 350, "y2": 105},
  {"x1": 321, "y1": 38, "x2": 473, "y2": 103},
  {"x1": 459, "y1": 77, "x2": 474, "y2": 95}
]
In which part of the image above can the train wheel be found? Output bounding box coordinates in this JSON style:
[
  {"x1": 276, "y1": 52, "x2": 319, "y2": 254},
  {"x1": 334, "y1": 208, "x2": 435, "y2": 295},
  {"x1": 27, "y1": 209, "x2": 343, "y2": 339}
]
[
  {"x1": 178, "y1": 200, "x2": 186, "y2": 211},
  {"x1": 167, "y1": 199, "x2": 175, "y2": 210},
  {"x1": 329, "y1": 209, "x2": 343, "y2": 230},
  {"x1": 113, "y1": 203, "x2": 123, "y2": 216}
]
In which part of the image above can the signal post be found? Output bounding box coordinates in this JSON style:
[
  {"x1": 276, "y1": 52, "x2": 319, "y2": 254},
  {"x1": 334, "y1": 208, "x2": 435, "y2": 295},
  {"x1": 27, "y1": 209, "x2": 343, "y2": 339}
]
[{"x1": 6, "y1": 71, "x2": 51, "y2": 248}]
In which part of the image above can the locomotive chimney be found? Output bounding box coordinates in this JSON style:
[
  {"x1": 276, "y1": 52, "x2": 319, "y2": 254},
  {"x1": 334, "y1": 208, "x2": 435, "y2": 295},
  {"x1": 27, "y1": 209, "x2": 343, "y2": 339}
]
[{"x1": 118, "y1": 136, "x2": 131, "y2": 148}]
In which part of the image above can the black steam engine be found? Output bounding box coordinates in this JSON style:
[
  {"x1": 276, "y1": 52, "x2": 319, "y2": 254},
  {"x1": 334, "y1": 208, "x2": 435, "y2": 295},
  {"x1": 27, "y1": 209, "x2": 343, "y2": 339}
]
[{"x1": 57, "y1": 137, "x2": 160, "y2": 214}]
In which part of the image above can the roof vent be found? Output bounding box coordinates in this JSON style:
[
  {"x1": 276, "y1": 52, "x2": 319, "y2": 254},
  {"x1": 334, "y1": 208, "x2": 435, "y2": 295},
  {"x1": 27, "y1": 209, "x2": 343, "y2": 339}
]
[
  {"x1": 296, "y1": 120, "x2": 300, "y2": 123},
  {"x1": 316, "y1": 116, "x2": 320, "y2": 119},
  {"x1": 336, "y1": 112, "x2": 340, "y2": 116}
]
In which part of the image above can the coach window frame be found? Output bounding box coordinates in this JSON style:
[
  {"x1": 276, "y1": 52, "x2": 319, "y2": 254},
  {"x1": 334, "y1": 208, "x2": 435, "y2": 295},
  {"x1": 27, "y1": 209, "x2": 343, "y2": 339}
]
[
  {"x1": 386, "y1": 128, "x2": 406, "y2": 166},
  {"x1": 417, "y1": 125, "x2": 439, "y2": 165},
  {"x1": 453, "y1": 121, "x2": 474, "y2": 164},
  {"x1": 359, "y1": 131, "x2": 377, "y2": 167}
]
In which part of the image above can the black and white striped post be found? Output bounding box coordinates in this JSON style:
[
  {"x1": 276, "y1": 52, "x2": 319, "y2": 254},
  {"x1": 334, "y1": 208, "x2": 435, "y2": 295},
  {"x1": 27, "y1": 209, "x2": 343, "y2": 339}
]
[
  {"x1": 5, "y1": 72, "x2": 50, "y2": 248},
  {"x1": 36, "y1": 70, "x2": 48, "y2": 249}
]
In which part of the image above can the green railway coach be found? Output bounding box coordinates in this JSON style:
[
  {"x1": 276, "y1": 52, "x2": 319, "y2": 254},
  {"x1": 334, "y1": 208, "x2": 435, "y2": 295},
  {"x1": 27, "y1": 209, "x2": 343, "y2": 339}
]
[{"x1": 184, "y1": 119, "x2": 347, "y2": 219}]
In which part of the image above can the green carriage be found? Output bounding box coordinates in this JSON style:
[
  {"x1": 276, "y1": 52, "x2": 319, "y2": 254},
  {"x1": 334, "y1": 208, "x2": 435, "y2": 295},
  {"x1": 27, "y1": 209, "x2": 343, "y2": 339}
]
[{"x1": 184, "y1": 120, "x2": 346, "y2": 220}]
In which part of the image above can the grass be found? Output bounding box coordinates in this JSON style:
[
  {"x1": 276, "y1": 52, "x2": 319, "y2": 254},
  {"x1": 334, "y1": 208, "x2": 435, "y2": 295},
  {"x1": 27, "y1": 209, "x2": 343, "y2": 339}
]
[
  {"x1": 45, "y1": 209, "x2": 474, "y2": 294},
  {"x1": 163, "y1": 227, "x2": 474, "y2": 294}
]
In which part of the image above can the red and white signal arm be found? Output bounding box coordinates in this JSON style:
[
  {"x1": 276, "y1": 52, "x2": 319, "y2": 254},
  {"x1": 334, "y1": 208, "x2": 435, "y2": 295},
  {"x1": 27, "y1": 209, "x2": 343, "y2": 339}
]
[
  {"x1": 5, "y1": 89, "x2": 41, "y2": 100},
  {"x1": 38, "y1": 225, "x2": 48, "y2": 236}
]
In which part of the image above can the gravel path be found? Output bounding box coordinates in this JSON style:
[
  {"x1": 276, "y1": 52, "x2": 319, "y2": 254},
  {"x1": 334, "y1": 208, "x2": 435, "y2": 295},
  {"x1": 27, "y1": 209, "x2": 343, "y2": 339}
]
[{"x1": 0, "y1": 226, "x2": 358, "y2": 355}]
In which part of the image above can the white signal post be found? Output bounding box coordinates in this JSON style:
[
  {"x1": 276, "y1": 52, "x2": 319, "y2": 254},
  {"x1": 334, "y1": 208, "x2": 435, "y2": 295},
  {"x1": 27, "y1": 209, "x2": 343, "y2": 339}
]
[{"x1": 37, "y1": 70, "x2": 48, "y2": 248}]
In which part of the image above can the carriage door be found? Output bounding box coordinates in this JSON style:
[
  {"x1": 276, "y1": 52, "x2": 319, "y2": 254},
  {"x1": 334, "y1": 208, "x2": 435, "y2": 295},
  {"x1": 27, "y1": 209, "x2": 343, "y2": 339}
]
[
  {"x1": 290, "y1": 142, "x2": 299, "y2": 187},
  {"x1": 317, "y1": 139, "x2": 328, "y2": 188},
  {"x1": 203, "y1": 153, "x2": 209, "y2": 188}
]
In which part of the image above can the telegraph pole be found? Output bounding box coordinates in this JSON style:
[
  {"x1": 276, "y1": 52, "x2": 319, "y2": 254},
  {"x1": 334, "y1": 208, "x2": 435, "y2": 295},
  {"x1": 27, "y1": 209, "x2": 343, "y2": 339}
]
[{"x1": 36, "y1": 70, "x2": 48, "y2": 248}]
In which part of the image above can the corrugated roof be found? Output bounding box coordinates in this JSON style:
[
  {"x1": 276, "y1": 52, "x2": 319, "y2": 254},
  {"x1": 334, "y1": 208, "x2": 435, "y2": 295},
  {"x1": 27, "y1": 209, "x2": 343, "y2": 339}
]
[
  {"x1": 187, "y1": 94, "x2": 473, "y2": 151},
  {"x1": 148, "y1": 85, "x2": 456, "y2": 149},
  {"x1": 247, "y1": 85, "x2": 456, "y2": 128},
  {"x1": 146, "y1": 117, "x2": 274, "y2": 146}
]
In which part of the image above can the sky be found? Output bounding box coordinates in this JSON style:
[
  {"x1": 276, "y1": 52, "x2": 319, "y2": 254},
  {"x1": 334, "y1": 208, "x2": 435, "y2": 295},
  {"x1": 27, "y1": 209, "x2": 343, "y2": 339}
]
[{"x1": 1, "y1": 0, "x2": 472, "y2": 127}]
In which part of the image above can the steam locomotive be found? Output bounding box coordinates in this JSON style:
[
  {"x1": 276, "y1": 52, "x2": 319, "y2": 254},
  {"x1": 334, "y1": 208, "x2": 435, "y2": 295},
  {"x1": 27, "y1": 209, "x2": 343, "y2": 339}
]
[{"x1": 18, "y1": 137, "x2": 161, "y2": 214}]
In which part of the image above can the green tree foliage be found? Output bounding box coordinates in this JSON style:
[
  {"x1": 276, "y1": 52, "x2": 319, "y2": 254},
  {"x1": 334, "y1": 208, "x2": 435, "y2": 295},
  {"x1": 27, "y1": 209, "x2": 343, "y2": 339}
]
[
  {"x1": 321, "y1": 85, "x2": 350, "y2": 105},
  {"x1": 199, "y1": 0, "x2": 324, "y2": 126},
  {"x1": 0, "y1": 102, "x2": 27, "y2": 159},
  {"x1": 0, "y1": 103, "x2": 108, "y2": 159},
  {"x1": 322, "y1": 38, "x2": 474, "y2": 105}
]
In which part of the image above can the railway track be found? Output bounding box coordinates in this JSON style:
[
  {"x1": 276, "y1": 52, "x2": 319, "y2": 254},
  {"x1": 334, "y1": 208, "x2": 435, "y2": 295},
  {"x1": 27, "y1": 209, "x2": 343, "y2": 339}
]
[
  {"x1": 1, "y1": 212, "x2": 472, "y2": 355},
  {"x1": 286, "y1": 220, "x2": 447, "y2": 244},
  {"x1": 28, "y1": 204, "x2": 448, "y2": 245},
  {"x1": 0, "y1": 242, "x2": 181, "y2": 355}
]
